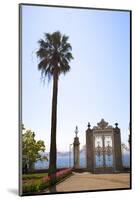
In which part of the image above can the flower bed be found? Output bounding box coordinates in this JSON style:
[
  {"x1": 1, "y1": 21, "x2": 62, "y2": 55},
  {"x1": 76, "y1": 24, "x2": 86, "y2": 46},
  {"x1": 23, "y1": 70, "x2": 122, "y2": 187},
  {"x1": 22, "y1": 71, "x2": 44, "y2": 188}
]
[{"x1": 23, "y1": 168, "x2": 72, "y2": 194}]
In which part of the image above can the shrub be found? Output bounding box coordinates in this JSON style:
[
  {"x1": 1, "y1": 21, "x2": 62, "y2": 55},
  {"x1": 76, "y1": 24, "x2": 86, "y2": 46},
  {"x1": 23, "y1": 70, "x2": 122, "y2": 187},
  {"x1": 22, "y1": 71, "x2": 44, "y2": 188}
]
[
  {"x1": 23, "y1": 182, "x2": 40, "y2": 193},
  {"x1": 42, "y1": 168, "x2": 72, "y2": 187},
  {"x1": 23, "y1": 168, "x2": 72, "y2": 194}
]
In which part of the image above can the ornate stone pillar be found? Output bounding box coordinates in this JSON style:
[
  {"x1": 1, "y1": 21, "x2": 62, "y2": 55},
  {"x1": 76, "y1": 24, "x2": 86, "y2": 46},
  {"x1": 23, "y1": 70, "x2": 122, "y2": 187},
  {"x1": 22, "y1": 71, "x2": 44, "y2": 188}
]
[
  {"x1": 86, "y1": 122, "x2": 94, "y2": 172},
  {"x1": 73, "y1": 126, "x2": 80, "y2": 169},
  {"x1": 113, "y1": 123, "x2": 123, "y2": 171}
]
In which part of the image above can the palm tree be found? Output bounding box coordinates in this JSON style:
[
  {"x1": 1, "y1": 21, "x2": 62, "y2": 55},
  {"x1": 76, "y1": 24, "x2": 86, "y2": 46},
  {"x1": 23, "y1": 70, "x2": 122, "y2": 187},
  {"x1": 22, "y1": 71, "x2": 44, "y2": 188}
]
[{"x1": 36, "y1": 31, "x2": 73, "y2": 180}]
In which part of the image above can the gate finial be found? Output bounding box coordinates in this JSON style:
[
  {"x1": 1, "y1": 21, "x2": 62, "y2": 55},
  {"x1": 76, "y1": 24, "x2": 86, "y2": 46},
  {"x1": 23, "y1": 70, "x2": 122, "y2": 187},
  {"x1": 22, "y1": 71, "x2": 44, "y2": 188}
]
[
  {"x1": 88, "y1": 122, "x2": 91, "y2": 129},
  {"x1": 75, "y1": 126, "x2": 78, "y2": 137},
  {"x1": 115, "y1": 123, "x2": 118, "y2": 128}
]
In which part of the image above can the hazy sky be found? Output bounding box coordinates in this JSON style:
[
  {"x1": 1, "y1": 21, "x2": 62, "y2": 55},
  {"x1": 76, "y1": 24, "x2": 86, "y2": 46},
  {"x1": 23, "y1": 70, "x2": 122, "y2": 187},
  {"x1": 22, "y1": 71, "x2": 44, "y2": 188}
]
[{"x1": 22, "y1": 5, "x2": 130, "y2": 152}]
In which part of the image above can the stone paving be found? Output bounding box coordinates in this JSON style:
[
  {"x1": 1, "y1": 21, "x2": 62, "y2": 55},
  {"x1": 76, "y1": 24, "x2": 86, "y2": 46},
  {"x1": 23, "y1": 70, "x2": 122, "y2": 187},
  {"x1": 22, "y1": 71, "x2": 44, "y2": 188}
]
[{"x1": 46, "y1": 172, "x2": 130, "y2": 193}]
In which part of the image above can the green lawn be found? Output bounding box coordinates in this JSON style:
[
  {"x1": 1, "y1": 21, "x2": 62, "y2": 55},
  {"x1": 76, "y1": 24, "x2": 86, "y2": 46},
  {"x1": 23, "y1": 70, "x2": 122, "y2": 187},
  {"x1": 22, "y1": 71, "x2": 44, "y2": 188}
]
[{"x1": 23, "y1": 173, "x2": 48, "y2": 180}]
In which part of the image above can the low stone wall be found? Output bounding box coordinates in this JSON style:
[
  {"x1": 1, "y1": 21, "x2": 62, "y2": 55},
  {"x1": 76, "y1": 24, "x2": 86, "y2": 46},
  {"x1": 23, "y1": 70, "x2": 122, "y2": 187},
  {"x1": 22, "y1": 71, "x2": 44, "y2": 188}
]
[
  {"x1": 72, "y1": 168, "x2": 87, "y2": 173},
  {"x1": 72, "y1": 167, "x2": 130, "y2": 174}
]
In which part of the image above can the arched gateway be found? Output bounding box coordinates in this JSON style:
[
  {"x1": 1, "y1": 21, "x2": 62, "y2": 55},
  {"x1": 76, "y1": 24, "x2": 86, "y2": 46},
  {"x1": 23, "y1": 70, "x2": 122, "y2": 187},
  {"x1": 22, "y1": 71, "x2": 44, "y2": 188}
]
[{"x1": 86, "y1": 119, "x2": 123, "y2": 173}]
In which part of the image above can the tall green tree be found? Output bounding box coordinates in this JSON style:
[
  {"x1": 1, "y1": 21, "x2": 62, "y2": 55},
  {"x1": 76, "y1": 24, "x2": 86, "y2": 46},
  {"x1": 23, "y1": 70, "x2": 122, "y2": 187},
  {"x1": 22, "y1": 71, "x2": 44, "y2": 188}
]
[
  {"x1": 36, "y1": 31, "x2": 73, "y2": 178},
  {"x1": 22, "y1": 129, "x2": 47, "y2": 173}
]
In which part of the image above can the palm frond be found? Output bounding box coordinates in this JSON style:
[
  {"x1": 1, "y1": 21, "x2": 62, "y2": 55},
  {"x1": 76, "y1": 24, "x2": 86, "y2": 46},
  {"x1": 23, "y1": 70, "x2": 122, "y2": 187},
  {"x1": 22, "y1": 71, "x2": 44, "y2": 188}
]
[
  {"x1": 36, "y1": 31, "x2": 73, "y2": 82},
  {"x1": 36, "y1": 48, "x2": 49, "y2": 59},
  {"x1": 65, "y1": 52, "x2": 74, "y2": 61},
  {"x1": 62, "y1": 35, "x2": 69, "y2": 44},
  {"x1": 59, "y1": 61, "x2": 70, "y2": 75},
  {"x1": 52, "y1": 31, "x2": 61, "y2": 48},
  {"x1": 60, "y1": 43, "x2": 72, "y2": 53}
]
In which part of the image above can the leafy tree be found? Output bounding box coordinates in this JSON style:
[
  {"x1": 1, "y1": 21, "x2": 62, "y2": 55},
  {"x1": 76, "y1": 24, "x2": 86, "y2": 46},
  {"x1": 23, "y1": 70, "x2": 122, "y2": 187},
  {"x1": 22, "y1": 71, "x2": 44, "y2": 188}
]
[
  {"x1": 36, "y1": 31, "x2": 73, "y2": 178},
  {"x1": 22, "y1": 129, "x2": 48, "y2": 173}
]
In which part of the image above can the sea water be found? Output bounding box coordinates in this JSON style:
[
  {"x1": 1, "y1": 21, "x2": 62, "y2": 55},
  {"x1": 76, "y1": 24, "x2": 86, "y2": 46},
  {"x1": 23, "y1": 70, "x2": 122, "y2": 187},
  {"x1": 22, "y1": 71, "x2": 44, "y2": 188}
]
[{"x1": 34, "y1": 153, "x2": 130, "y2": 169}]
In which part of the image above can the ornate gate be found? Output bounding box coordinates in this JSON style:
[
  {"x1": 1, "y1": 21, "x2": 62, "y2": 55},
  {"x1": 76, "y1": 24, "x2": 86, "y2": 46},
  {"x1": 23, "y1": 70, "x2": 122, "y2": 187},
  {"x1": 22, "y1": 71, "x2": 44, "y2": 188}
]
[
  {"x1": 94, "y1": 134, "x2": 114, "y2": 171},
  {"x1": 86, "y1": 119, "x2": 123, "y2": 173}
]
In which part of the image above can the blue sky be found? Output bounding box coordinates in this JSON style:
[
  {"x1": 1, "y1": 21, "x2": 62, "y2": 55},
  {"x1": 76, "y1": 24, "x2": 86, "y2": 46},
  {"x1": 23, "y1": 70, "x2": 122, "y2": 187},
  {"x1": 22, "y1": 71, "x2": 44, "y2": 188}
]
[{"x1": 22, "y1": 5, "x2": 130, "y2": 152}]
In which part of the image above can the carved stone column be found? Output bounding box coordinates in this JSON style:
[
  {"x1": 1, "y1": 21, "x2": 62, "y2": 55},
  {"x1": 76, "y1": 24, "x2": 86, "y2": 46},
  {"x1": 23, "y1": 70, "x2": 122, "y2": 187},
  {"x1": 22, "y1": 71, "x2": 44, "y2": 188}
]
[
  {"x1": 86, "y1": 122, "x2": 94, "y2": 172},
  {"x1": 113, "y1": 123, "x2": 123, "y2": 171},
  {"x1": 73, "y1": 126, "x2": 80, "y2": 169}
]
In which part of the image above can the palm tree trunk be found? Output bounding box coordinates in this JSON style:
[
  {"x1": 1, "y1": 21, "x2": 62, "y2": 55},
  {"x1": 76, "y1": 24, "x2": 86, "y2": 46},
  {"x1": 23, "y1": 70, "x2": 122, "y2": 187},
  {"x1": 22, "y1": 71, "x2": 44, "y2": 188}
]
[{"x1": 48, "y1": 70, "x2": 58, "y2": 181}]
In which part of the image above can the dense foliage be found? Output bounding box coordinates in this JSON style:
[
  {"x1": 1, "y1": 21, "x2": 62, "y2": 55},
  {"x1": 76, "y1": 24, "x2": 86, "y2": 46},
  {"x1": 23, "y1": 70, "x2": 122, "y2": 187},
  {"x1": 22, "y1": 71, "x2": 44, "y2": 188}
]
[{"x1": 22, "y1": 128, "x2": 48, "y2": 172}]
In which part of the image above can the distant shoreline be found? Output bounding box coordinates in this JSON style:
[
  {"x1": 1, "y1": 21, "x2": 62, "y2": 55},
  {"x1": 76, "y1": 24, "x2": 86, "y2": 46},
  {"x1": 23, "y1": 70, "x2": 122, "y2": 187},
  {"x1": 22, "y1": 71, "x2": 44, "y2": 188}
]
[{"x1": 35, "y1": 152, "x2": 130, "y2": 169}]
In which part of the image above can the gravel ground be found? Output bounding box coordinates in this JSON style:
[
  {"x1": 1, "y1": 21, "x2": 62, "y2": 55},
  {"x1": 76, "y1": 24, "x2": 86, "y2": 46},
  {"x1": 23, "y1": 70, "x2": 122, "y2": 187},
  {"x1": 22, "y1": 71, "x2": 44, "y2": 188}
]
[{"x1": 45, "y1": 172, "x2": 130, "y2": 193}]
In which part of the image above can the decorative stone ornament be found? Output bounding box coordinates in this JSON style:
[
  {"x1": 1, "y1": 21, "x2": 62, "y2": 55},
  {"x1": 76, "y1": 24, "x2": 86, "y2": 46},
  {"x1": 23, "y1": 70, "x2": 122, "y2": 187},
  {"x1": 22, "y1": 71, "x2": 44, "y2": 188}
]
[{"x1": 97, "y1": 118, "x2": 108, "y2": 129}]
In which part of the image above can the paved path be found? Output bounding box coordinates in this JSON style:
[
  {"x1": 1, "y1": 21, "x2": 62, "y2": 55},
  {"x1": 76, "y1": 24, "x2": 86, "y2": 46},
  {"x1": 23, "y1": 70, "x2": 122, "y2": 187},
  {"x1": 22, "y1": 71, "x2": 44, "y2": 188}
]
[{"x1": 46, "y1": 172, "x2": 130, "y2": 193}]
